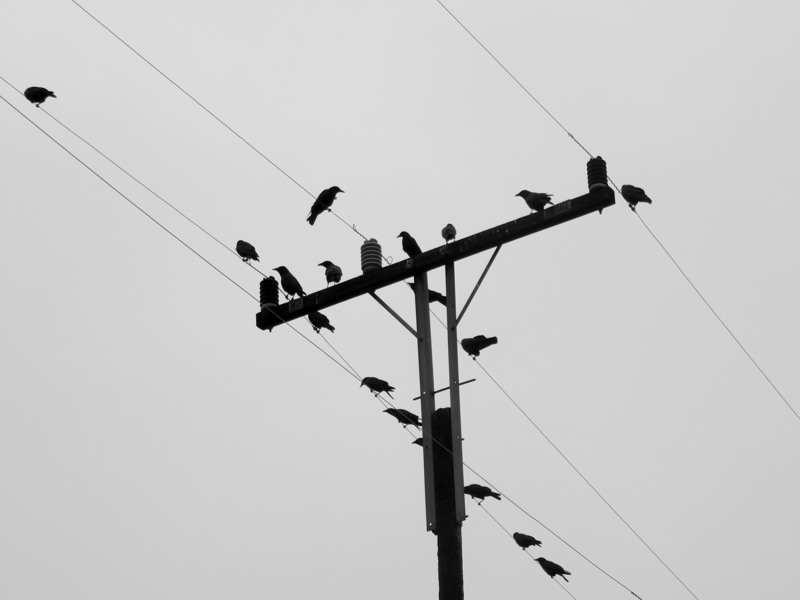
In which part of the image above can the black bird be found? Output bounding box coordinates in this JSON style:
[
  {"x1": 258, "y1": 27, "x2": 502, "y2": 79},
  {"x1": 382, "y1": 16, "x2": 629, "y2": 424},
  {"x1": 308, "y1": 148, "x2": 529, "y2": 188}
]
[
  {"x1": 412, "y1": 438, "x2": 424, "y2": 447},
  {"x1": 534, "y1": 557, "x2": 571, "y2": 582},
  {"x1": 318, "y1": 260, "x2": 343, "y2": 286},
  {"x1": 513, "y1": 532, "x2": 542, "y2": 550},
  {"x1": 235, "y1": 240, "x2": 259, "y2": 263},
  {"x1": 406, "y1": 282, "x2": 447, "y2": 306},
  {"x1": 463, "y1": 483, "x2": 501, "y2": 504},
  {"x1": 24, "y1": 87, "x2": 56, "y2": 106},
  {"x1": 461, "y1": 335, "x2": 498, "y2": 357},
  {"x1": 273, "y1": 266, "x2": 306, "y2": 298},
  {"x1": 516, "y1": 190, "x2": 553, "y2": 214},
  {"x1": 620, "y1": 184, "x2": 652, "y2": 212},
  {"x1": 442, "y1": 223, "x2": 457, "y2": 243},
  {"x1": 307, "y1": 186, "x2": 344, "y2": 225},
  {"x1": 360, "y1": 376, "x2": 395, "y2": 399},
  {"x1": 308, "y1": 311, "x2": 334, "y2": 333},
  {"x1": 383, "y1": 408, "x2": 422, "y2": 429},
  {"x1": 398, "y1": 231, "x2": 422, "y2": 257}
]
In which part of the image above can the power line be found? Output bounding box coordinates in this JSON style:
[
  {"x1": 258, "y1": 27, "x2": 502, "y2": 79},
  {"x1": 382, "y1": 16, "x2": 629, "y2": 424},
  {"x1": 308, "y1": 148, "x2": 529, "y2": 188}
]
[{"x1": 70, "y1": 0, "x2": 374, "y2": 246}]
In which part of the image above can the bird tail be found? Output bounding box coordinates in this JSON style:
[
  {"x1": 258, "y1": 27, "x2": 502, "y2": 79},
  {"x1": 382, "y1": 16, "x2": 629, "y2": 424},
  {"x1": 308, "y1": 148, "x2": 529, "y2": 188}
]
[
  {"x1": 298, "y1": 291, "x2": 307, "y2": 297},
  {"x1": 486, "y1": 336, "x2": 498, "y2": 346},
  {"x1": 436, "y1": 296, "x2": 447, "y2": 306},
  {"x1": 490, "y1": 492, "x2": 502, "y2": 500},
  {"x1": 307, "y1": 213, "x2": 317, "y2": 225},
  {"x1": 326, "y1": 325, "x2": 335, "y2": 333},
  {"x1": 560, "y1": 574, "x2": 570, "y2": 582}
]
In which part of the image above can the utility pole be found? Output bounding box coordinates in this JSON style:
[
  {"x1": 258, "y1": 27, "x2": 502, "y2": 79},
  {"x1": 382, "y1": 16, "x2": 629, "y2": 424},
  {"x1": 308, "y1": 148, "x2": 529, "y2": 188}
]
[{"x1": 257, "y1": 158, "x2": 614, "y2": 600}]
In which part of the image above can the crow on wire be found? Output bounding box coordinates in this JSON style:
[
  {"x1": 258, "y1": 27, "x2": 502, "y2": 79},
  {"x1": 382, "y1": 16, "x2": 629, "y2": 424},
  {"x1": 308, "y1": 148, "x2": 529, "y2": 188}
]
[
  {"x1": 236, "y1": 240, "x2": 259, "y2": 263},
  {"x1": 24, "y1": 86, "x2": 56, "y2": 106},
  {"x1": 307, "y1": 186, "x2": 344, "y2": 225},
  {"x1": 308, "y1": 311, "x2": 334, "y2": 333},
  {"x1": 620, "y1": 184, "x2": 652, "y2": 212},
  {"x1": 318, "y1": 260, "x2": 343, "y2": 286},
  {"x1": 516, "y1": 190, "x2": 553, "y2": 214},
  {"x1": 383, "y1": 408, "x2": 422, "y2": 429},
  {"x1": 513, "y1": 532, "x2": 542, "y2": 550},
  {"x1": 463, "y1": 483, "x2": 501, "y2": 504},
  {"x1": 398, "y1": 231, "x2": 422, "y2": 257},
  {"x1": 406, "y1": 282, "x2": 446, "y2": 306},
  {"x1": 441, "y1": 223, "x2": 457, "y2": 243},
  {"x1": 461, "y1": 335, "x2": 498, "y2": 357},
  {"x1": 273, "y1": 266, "x2": 306, "y2": 298},
  {"x1": 360, "y1": 376, "x2": 395, "y2": 399},
  {"x1": 534, "y1": 557, "x2": 571, "y2": 582}
]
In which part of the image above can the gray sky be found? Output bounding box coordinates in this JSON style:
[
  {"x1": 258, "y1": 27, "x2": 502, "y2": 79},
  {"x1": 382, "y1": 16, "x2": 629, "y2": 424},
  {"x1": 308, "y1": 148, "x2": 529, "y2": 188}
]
[{"x1": 2, "y1": 2, "x2": 799, "y2": 599}]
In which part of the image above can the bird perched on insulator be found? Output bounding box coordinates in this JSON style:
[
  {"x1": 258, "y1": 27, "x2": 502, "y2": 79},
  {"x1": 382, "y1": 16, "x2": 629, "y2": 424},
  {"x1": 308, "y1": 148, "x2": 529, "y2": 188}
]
[
  {"x1": 463, "y1": 483, "x2": 501, "y2": 504},
  {"x1": 534, "y1": 557, "x2": 571, "y2": 582},
  {"x1": 308, "y1": 311, "x2": 334, "y2": 333},
  {"x1": 235, "y1": 240, "x2": 259, "y2": 263},
  {"x1": 441, "y1": 223, "x2": 457, "y2": 243},
  {"x1": 273, "y1": 266, "x2": 306, "y2": 298},
  {"x1": 24, "y1": 86, "x2": 56, "y2": 106},
  {"x1": 405, "y1": 282, "x2": 446, "y2": 306},
  {"x1": 461, "y1": 335, "x2": 498, "y2": 357},
  {"x1": 318, "y1": 260, "x2": 343, "y2": 286},
  {"x1": 397, "y1": 231, "x2": 422, "y2": 257},
  {"x1": 513, "y1": 532, "x2": 542, "y2": 550},
  {"x1": 360, "y1": 376, "x2": 395, "y2": 399},
  {"x1": 620, "y1": 184, "x2": 652, "y2": 212},
  {"x1": 307, "y1": 186, "x2": 344, "y2": 225},
  {"x1": 383, "y1": 408, "x2": 421, "y2": 429},
  {"x1": 516, "y1": 190, "x2": 553, "y2": 214}
]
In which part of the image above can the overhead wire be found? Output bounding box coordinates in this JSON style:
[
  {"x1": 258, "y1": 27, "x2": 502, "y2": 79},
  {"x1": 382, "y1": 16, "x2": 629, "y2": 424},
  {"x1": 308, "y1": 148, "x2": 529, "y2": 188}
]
[{"x1": 70, "y1": 0, "x2": 376, "y2": 247}]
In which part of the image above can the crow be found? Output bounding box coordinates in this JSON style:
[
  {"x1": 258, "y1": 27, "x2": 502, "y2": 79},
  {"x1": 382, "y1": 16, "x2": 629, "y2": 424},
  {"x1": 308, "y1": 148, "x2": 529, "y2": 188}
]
[
  {"x1": 620, "y1": 184, "x2": 652, "y2": 212},
  {"x1": 307, "y1": 186, "x2": 344, "y2": 225},
  {"x1": 461, "y1": 335, "x2": 498, "y2": 357},
  {"x1": 360, "y1": 376, "x2": 395, "y2": 399},
  {"x1": 273, "y1": 266, "x2": 306, "y2": 298},
  {"x1": 24, "y1": 87, "x2": 56, "y2": 106},
  {"x1": 441, "y1": 223, "x2": 457, "y2": 243},
  {"x1": 534, "y1": 557, "x2": 571, "y2": 582},
  {"x1": 383, "y1": 408, "x2": 421, "y2": 429},
  {"x1": 398, "y1": 231, "x2": 422, "y2": 257},
  {"x1": 308, "y1": 311, "x2": 334, "y2": 333},
  {"x1": 516, "y1": 190, "x2": 553, "y2": 214},
  {"x1": 463, "y1": 483, "x2": 501, "y2": 504},
  {"x1": 235, "y1": 240, "x2": 259, "y2": 263},
  {"x1": 406, "y1": 282, "x2": 447, "y2": 306},
  {"x1": 318, "y1": 260, "x2": 343, "y2": 286},
  {"x1": 513, "y1": 532, "x2": 542, "y2": 550}
]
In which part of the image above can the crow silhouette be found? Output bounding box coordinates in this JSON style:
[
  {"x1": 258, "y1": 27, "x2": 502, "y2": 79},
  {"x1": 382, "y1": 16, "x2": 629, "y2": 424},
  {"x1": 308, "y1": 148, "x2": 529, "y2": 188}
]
[
  {"x1": 461, "y1": 335, "x2": 498, "y2": 357},
  {"x1": 236, "y1": 240, "x2": 259, "y2": 263},
  {"x1": 398, "y1": 231, "x2": 422, "y2": 257},
  {"x1": 464, "y1": 483, "x2": 501, "y2": 504},
  {"x1": 318, "y1": 260, "x2": 342, "y2": 286},
  {"x1": 360, "y1": 376, "x2": 395, "y2": 399},
  {"x1": 441, "y1": 223, "x2": 457, "y2": 243},
  {"x1": 516, "y1": 190, "x2": 553, "y2": 214},
  {"x1": 534, "y1": 557, "x2": 571, "y2": 582},
  {"x1": 308, "y1": 311, "x2": 334, "y2": 333},
  {"x1": 406, "y1": 282, "x2": 446, "y2": 306},
  {"x1": 307, "y1": 186, "x2": 343, "y2": 225},
  {"x1": 513, "y1": 532, "x2": 542, "y2": 550},
  {"x1": 383, "y1": 408, "x2": 421, "y2": 429},
  {"x1": 24, "y1": 87, "x2": 56, "y2": 106},
  {"x1": 273, "y1": 266, "x2": 306, "y2": 298},
  {"x1": 620, "y1": 185, "x2": 652, "y2": 212}
]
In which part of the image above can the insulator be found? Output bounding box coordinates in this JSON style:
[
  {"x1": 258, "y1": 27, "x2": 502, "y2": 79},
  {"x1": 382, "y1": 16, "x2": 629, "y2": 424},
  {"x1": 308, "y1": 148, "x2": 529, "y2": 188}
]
[
  {"x1": 260, "y1": 276, "x2": 280, "y2": 307},
  {"x1": 587, "y1": 155, "x2": 608, "y2": 191},
  {"x1": 361, "y1": 239, "x2": 383, "y2": 274}
]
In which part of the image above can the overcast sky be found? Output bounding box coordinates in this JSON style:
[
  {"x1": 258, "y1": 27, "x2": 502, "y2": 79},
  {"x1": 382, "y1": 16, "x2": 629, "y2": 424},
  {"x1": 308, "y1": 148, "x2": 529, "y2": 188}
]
[{"x1": 2, "y1": 2, "x2": 799, "y2": 599}]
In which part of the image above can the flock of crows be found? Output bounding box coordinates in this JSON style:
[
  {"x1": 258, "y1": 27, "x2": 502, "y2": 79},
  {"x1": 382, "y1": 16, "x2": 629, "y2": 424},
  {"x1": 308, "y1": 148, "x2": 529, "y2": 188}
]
[{"x1": 23, "y1": 85, "x2": 654, "y2": 587}]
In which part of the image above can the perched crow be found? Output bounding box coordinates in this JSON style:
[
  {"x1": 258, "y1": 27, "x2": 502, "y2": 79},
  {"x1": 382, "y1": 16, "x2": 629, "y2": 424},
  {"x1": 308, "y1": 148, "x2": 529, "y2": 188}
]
[
  {"x1": 307, "y1": 186, "x2": 344, "y2": 225},
  {"x1": 406, "y1": 282, "x2": 447, "y2": 306},
  {"x1": 360, "y1": 376, "x2": 395, "y2": 399},
  {"x1": 516, "y1": 190, "x2": 553, "y2": 214},
  {"x1": 620, "y1": 184, "x2": 652, "y2": 212},
  {"x1": 442, "y1": 223, "x2": 457, "y2": 243},
  {"x1": 383, "y1": 408, "x2": 421, "y2": 429},
  {"x1": 24, "y1": 87, "x2": 56, "y2": 106},
  {"x1": 398, "y1": 231, "x2": 422, "y2": 257},
  {"x1": 461, "y1": 335, "x2": 498, "y2": 357},
  {"x1": 235, "y1": 240, "x2": 259, "y2": 263},
  {"x1": 273, "y1": 266, "x2": 306, "y2": 298},
  {"x1": 308, "y1": 311, "x2": 334, "y2": 333},
  {"x1": 412, "y1": 438, "x2": 424, "y2": 447},
  {"x1": 318, "y1": 260, "x2": 343, "y2": 286},
  {"x1": 534, "y1": 557, "x2": 571, "y2": 582},
  {"x1": 513, "y1": 532, "x2": 542, "y2": 550},
  {"x1": 464, "y1": 483, "x2": 501, "y2": 504}
]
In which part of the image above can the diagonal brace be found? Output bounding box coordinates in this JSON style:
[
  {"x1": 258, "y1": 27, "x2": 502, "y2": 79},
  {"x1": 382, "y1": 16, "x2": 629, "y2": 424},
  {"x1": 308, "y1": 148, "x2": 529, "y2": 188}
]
[{"x1": 370, "y1": 292, "x2": 417, "y2": 338}]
